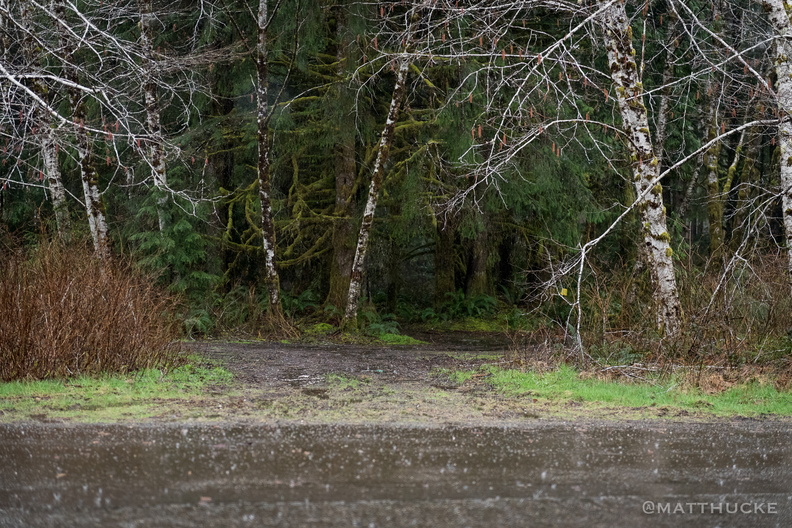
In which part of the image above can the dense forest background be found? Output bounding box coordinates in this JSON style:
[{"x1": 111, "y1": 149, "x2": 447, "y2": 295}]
[{"x1": 3, "y1": 0, "x2": 792, "y2": 368}]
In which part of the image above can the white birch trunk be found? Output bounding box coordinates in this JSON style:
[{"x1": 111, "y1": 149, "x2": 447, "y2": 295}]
[
  {"x1": 762, "y1": 0, "x2": 792, "y2": 292},
  {"x1": 342, "y1": 58, "x2": 410, "y2": 329},
  {"x1": 257, "y1": 0, "x2": 283, "y2": 316},
  {"x1": 139, "y1": 0, "x2": 168, "y2": 232},
  {"x1": 41, "y1": 124, "x2": 71, "y2": 240},
  {"x1": 77, "y1": 127, "x2": 110, "y2": 259},
  {"x1": 54, "y1": 0, "x2": 110, "y2": 259},
  {"x1": 18, "y1": 2, "x2": 71, "y2": 241},
  {"x1": 601, "y1": 0, "x2": 681, "y2": 336}
]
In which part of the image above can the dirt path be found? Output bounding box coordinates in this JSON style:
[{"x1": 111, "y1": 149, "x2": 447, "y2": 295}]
[
  {"x1": 181, "y1": 332, "x2": 541, "y2": 424},
  {"x1": 187, "y1": 331, "x2": 509, "y2": 385},
  {"x1": 180, "y1": 333, "x2": 736, "y2": 424}
]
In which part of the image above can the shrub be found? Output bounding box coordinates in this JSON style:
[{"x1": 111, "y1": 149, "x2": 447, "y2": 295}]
[{"x1": 0, "y1": 241, "x2": 182, "y2": 381}]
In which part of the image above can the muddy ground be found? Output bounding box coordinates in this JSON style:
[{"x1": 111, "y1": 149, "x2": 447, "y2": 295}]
[{"x1": 179, "y1": 332, "x2": 735, "y2": 424}]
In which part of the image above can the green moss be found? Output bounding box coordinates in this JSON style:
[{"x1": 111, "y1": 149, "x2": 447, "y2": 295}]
[
  {"x1": 304, "y1": 322, "x2": 337, "y2": 335},
  {"x1": 377, "y1": 333, "x2": 426, "y2": 345}
]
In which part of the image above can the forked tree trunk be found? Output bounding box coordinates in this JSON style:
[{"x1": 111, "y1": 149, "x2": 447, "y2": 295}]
[
  {"x1": 600, "y1": 0, "x2": 681, "y2": 336},
  {"x1": 342, "y1": 57, "x2": 410, "y2": 330},
  {"x1": 75, "y1": 121, "x2": 111, "y2": 260},
  {"x1": 257, "y1": 0, "x2": 284, "y2": 318},
  {"x1": 763, "y1": 0, "x2": 792, "y2": 293},
  {"x1": 54, "y1": 0, "x2": 110, "y2": 258},
  {"x1": 138, "y1": 0, "x2": 168, "y2": 232}
]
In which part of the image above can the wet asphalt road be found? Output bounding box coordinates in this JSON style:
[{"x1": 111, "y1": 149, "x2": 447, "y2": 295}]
[{"x1": 0, "y1": 421, "x2": 790, "y2": 527}]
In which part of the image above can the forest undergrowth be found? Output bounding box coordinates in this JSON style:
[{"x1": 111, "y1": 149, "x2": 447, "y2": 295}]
[
  {"x1": 2, "y1": 236, "x2": 791, "y2": 394},
  {"x1": 506, "y1": 253, "x2": 792, "y2": 391}
]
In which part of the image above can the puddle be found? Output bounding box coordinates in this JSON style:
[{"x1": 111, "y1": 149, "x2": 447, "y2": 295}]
[{"x1": 0, "y1": 421, "x2": 790, "y2": 527}]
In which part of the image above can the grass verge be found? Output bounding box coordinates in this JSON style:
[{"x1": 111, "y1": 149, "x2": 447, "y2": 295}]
[
  {"x1": 0, "y1": 362, "x2": 233, "y2": 422},
  {"x1": 474, "y1": 365, "x2": 792, "y2": 417}
]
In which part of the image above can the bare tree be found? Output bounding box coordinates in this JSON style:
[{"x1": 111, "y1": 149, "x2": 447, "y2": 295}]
[
  {"x1": 52, "y1": 0, "x2": 111, "y2": 259},
  {"x1": 256, "y1": 0, "x2": 287, "y2": 320},
  {"x1": 138, "y1": 0, "x2": 169, "y2": 233},
  {"x1": 342, "y1": 2, "x2": 431, "y2": 330},
  {"x1": 761, "y1": 0, "x2": 792, "y2": 291},
  {"x1": 599, "y1": 0, "x2": 681, "y2": 336},
  {"x1": 15, "y1": 1, "x2": 72, "y2": 240},
  {"x1": 342, "y1": 56, "x2": 410, "y2": 330}
]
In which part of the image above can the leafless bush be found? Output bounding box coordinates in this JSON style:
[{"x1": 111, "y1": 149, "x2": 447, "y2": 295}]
[
  {"x1": 0, "y1": 241, "x2": 182, "y2": 381},
  {"x1": 578, "y1": 254, "x2": 792, "y2": 370}
]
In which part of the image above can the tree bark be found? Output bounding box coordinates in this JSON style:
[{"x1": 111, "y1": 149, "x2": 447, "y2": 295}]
[
  {"x1": 703, "y1": 77, "x2": 725, "y2": 259},
  {"x1": 342, "y1": 57, "x2": 410, "y2": 330},
  {"x1": 54, "y1": 0, "x2": 110, "y2": 259},
  {"x1": 763, "y1": 0, "x2": 792, "y2": 293},
  {"x1": 653, "y1": 18, "x2": 680, "y2": 166},
  {"x1": 326, "y1": 8, "x2": 357, "y2": 313},
  {"x1": 18, "y1": 2, "x2": 71, "y2": 241},
  {"x1": 138, "y1": 0, "x2": 168, "y2": 232},
  {"x1": 600, "y1": 0, "x2": 681, "y2": 336},
  {"x1": 465, "y1": 222, "x2": 490, "y2": 297},
  {"x1": 257, "y1": 0, "x2": 284, "y2": 317},
  {"x1": 434, "y1": 216, "x2": 458, "y2": 308},
  {"x1": 40, "y1": 124, "x2": 71, "y2": 241}
]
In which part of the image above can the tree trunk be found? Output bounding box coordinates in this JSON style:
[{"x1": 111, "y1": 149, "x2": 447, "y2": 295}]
[
  {"x1": 342, "y1": 57, "x2": 410, "y2": 330},
  {"x1": 703, "y1": 77, "x2": 725, "y2": 259},
  {"x1": 763, "y1": 0, "x2": 792, "y2": 293},
  {"x1": 138, "y1": 0, "x2": 168, "y2": 232},
  {"x1": 54, "y1": 0, "x2": 110, "y2": 259},
  {"x1": 257, "y1": 0, "x2": 284, "y2": 317},
  {"x1": 730, "y1": 126, "x2": 761, "y2": 250},
  {"x1": 653, "y1": 18, "x2": 680, "y2": 166},
  {"x1": 18, "y1": 2, "x2": 70, "y2": 241},
  {"x1": 465, "y1": 224, "x2": 490, "y2": 297},
  {"x1": 326, "y1": 8, "x2": 357, "y2": 312},
  {"x1": 327, "y1": 138, "x2": 357, "y2": 311},
  {"x1": 434, "y1": 217, "x2": 457, "y2": 308},
  {"x1": 41, "y1": 125, "x2": 71, "y2": 241},
  {"x1": 600, "y1": 0, "x2": 681, "y2": 336}
]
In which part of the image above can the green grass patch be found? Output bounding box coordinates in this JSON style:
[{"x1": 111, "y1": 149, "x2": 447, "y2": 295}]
[
  {"x1": 0, "y1": 363, "x2": 234, "y2": 422},
  {"x1": 447, "y1": 370, "x2": 475, "y2": 385},
  {"x1": 377, "y1": 333, "x2": 426, "y2": 345},
  {"x1": 325, "y1": 373, "x2": 368, "y2": 390},
  {"x1": 476, "y1": 365, "x2": 792, "y2": 417}
]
